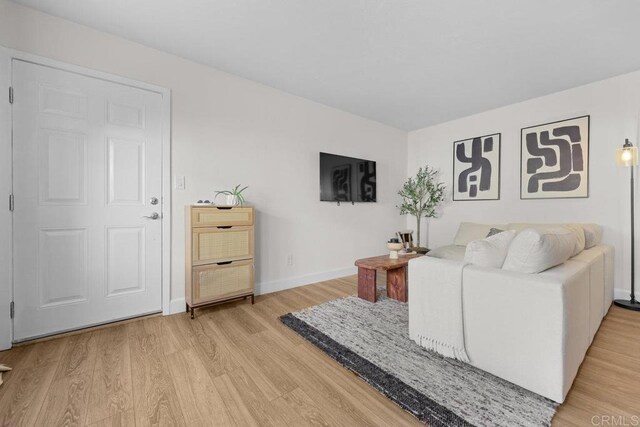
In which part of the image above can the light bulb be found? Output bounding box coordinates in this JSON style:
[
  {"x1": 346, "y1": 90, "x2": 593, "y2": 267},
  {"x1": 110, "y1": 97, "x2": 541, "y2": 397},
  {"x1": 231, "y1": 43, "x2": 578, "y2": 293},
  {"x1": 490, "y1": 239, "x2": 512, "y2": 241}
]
[{"x1": 622, "y1": 149, "x2": 632, "y2": 162}]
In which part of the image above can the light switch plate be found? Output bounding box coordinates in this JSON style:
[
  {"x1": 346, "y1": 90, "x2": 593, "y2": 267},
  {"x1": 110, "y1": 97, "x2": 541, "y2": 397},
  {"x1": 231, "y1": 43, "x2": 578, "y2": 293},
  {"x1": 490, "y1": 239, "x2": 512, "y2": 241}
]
[{"x1": 175, "y1": 175, "x2": 185, "y2": 190}]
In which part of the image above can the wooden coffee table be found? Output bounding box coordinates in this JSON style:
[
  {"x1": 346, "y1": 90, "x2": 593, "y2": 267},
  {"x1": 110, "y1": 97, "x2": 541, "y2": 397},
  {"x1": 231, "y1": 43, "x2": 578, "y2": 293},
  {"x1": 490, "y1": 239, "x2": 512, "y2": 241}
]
[{"x1": 354, "y1": 254, "x2": 422, "y2": 303}]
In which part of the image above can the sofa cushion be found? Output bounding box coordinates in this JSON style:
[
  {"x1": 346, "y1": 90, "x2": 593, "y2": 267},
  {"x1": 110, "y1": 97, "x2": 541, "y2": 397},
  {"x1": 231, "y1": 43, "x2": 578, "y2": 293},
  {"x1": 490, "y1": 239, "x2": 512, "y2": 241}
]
[
  {"x1": 453, "y1": 222, "x2": 508, "y2": 246},
  {"x1": 427, "y1": 244, "x2": 466, "y2": 261},
  {"x1": 464, "y1": 230, "x2": 516, "y2": 268},
  {"x1": 581, "y1": 224, "x2": 602, "y2": 248},
  {"x1": 502, "y1": 228, "x2": 575, "y2": 273},
  {"x1": 507, "y1": 223, "x2": 585, "y2": 257}
]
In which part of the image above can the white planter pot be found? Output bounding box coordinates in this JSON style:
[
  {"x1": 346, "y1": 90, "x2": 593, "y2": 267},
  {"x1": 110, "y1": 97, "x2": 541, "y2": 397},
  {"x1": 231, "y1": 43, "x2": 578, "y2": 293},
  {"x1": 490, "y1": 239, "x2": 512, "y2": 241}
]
[
  {"x1": 225, "y1": 194, "x2": 239, "y2": 206},
  {"x1": 387, "y1": 242, "x2": 403, "y2": 259}
]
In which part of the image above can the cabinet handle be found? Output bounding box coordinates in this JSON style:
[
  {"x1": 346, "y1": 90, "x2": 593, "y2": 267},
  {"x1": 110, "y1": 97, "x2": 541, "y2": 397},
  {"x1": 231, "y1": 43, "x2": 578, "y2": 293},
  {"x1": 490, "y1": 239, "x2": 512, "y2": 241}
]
[
  {"x1": 217, "y1": 261, "x2": 232, "y2": 265},
  {"x1": 217, "y1": 226, "x2": 232, "y2": 229}
]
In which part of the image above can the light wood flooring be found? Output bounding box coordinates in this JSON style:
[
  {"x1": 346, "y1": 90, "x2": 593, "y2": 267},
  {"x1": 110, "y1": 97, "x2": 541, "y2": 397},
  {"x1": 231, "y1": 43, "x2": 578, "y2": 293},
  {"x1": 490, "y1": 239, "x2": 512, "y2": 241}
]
[{"x1": 0, "y1": 273, "x2": 639, "y2": 426}]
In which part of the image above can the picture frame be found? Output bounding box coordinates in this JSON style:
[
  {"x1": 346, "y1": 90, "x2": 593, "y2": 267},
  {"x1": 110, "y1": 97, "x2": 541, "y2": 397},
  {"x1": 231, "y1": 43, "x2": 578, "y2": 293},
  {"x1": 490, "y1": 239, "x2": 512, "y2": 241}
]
[
  {"x1": 452, "y1": 133, "x2": 501, "y2": 201},
  {"x1": 520, "y1": 115, "x2": 590, "y2": 200}
]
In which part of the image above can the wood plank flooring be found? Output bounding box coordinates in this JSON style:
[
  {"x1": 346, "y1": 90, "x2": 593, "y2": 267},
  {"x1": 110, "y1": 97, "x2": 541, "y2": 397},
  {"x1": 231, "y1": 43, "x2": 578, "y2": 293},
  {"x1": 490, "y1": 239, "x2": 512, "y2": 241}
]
[{"x1": 0, "y1": 273, "x2": 639, "y2": 426}]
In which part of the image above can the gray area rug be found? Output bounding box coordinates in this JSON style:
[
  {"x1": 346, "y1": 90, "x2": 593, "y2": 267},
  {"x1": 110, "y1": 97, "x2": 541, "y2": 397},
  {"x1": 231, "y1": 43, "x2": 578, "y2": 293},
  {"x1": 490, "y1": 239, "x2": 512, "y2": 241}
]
[{"x1": 280, "y1": 289, "x2": 558, "y2": 427}]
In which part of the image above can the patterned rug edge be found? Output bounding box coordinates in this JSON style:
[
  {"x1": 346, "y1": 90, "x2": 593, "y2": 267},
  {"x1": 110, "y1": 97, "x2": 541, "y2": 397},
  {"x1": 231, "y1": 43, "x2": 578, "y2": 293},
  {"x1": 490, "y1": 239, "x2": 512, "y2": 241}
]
[{"x1": 279, "y1": 312, "x2": 473, "y2": 427}]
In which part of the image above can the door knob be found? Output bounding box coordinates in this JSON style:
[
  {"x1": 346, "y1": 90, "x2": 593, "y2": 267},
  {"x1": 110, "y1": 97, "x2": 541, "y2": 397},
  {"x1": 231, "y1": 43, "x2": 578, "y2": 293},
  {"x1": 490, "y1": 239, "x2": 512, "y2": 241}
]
[
  {"x1": 150, "y1": 197, "x2": 159, "y2": 205},
  {"x1": 143, "y1": 212, "x2": 160, "y2": 220}
]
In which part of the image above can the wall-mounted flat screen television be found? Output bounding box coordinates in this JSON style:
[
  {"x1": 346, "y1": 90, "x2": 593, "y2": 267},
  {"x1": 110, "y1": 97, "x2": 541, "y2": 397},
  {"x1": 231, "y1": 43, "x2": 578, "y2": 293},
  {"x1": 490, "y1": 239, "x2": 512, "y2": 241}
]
[{"x1": 319, "y1": 152, "x2": 376, "y2": 202}]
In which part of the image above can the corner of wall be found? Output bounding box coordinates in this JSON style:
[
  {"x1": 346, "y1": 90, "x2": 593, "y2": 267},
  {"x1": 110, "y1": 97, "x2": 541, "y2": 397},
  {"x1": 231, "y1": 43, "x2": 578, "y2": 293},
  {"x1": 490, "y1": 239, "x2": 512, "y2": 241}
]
[{"x1": 0, "y1": 47, "x2": 12, "y2": 350}]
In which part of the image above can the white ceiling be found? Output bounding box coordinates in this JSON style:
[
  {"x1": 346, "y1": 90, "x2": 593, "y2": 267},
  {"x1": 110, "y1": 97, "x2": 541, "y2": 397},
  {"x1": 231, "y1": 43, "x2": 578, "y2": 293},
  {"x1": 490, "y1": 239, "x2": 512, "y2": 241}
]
[{"x1": 11, "y1": 0, "x2": 640, "y2": 130}]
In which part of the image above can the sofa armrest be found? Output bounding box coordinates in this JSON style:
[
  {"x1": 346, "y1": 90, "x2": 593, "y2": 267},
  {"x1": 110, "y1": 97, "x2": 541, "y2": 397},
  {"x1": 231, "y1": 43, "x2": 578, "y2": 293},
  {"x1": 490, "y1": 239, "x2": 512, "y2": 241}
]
[
  {"x1": 408, "y1": 255, "x2": 468, "y2": 312},
  {"x1": 461, "y1": 261, "x2": 590, "y2": 402}
]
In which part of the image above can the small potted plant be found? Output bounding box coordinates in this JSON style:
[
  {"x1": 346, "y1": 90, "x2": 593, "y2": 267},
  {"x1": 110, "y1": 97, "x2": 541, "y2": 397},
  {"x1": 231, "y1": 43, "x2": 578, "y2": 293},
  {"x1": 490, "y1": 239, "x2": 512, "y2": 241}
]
[
  {"x1": 397, "y1": 166, "x2": 445, "y2": 253},
  {"x1": 214, "y1": 185, "x2": 249, "y2": 206}
]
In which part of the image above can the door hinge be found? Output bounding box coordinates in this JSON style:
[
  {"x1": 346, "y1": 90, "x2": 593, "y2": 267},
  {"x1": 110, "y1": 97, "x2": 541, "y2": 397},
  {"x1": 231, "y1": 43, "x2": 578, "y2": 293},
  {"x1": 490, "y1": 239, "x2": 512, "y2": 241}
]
[
  {"x1": 8, "y1": 87, "x2": 13, "y2": 104},
  {"x1": 10, "y1": 301, "x2": 14, "y2": 319},
  {"x1": 8, "y1": 194, "x2": 14, "y2": 212}
]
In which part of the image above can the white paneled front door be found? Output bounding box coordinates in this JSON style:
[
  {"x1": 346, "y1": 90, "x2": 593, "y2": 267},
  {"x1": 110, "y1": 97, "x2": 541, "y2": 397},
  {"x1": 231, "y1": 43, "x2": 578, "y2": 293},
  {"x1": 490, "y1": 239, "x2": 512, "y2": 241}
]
[{"x1": 12, "y1": 59, "x2": 164, "y2": 341}]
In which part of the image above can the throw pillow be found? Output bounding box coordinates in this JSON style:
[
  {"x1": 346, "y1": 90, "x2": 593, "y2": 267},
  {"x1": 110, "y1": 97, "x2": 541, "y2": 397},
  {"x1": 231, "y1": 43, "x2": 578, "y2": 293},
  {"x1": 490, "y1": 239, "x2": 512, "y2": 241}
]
[
  {"x1": 507, "y1": 223, "x2": 585, "y2": 257},
  {"x1": 464, "y1": 230, "x2": 516, "y2": 269},
  {"x1": 486, "y1": 227, "x2": 504, "y2": 237},
  {"x1": 502, "y1": 228, "x2": 575, "y2": 274},
  {"x1": 564, "y1": 224, "x2": 586, "y2": 257},
  {"x1": 581, "y1": 224, "x2": 602, "y2": 248},
  {"x1": 453, "y1": 222, "x2": 508, "y2": 246}
]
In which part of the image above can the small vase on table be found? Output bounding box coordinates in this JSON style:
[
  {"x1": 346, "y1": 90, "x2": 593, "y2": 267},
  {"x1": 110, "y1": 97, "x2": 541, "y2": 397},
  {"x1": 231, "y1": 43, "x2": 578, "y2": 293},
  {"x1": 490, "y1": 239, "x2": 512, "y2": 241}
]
[{"x1": 387, "y1": 241, "x2": 403, "y2": 259}]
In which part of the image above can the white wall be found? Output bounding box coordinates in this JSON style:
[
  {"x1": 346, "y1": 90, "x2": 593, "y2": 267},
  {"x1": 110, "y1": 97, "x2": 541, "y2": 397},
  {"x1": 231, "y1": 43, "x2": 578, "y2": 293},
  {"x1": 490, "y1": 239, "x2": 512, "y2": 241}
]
[
  {"x1": 408, "y1": 70, "x2": 640, "y2": 295},
  {"x1": 0, "y1": 0, "x2": 407, "y2": 314}
]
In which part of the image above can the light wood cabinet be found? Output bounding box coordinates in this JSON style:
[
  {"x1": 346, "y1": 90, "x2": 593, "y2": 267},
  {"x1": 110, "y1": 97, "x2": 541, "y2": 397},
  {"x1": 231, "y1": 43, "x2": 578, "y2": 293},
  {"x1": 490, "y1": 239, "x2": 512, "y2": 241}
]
[
  {"x1": 192, "y1": 226, "x2": 254, "y2": 264},
  {"x1": 190, "y1": 207, "x2": 254, "y2": 227},
  {"x1": 185, "y1": 205, "x2": 255, "y2": 318}
]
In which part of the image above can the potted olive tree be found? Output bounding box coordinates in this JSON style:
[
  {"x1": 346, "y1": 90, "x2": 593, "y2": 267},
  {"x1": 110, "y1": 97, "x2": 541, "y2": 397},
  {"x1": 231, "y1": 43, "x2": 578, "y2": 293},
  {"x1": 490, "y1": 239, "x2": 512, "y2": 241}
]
[{"x1": 397, "y1": 166, "x2": 445, "y2": 253}]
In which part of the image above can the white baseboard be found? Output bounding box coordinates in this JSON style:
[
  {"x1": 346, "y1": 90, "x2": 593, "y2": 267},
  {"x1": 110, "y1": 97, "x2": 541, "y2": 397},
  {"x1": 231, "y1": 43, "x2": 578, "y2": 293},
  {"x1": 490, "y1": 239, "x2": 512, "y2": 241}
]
[
  {"x1": 167, "y1": 297, "x2": 186, "y2": 315},
  {"x1": 163, "y1": 267, "x2": 357, "y2": 316},
  {"x1": 614, "y1": 287, "x2": 631, "y2": 300},
  {"x1": 256, "y1": 266, "x2": 357, "y2": 296}
]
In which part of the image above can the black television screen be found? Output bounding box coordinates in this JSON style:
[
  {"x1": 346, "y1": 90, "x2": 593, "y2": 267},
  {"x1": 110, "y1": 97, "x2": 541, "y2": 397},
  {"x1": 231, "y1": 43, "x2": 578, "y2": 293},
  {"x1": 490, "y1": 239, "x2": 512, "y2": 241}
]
[{"x1": 319, "y1": 152, "x2": 376, "y2": 202}]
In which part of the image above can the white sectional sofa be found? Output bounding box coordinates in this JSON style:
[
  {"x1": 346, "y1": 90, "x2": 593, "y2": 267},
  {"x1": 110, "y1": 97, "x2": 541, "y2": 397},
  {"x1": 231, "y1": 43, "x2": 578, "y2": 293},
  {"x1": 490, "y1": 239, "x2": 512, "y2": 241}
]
[{"x1": 408, "y1": 222, "x2": 614, "y2": 403}]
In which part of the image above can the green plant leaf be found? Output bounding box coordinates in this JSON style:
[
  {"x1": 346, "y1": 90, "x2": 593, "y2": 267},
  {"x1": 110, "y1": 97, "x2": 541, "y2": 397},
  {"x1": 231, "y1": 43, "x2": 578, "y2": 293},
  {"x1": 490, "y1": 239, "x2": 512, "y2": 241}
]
[
  {"x1": 396, "y1": 165, "x2": 446, "y2": 219},
  {"x1": 215, "y1": 184, "x2": 248, "y2": 202}
]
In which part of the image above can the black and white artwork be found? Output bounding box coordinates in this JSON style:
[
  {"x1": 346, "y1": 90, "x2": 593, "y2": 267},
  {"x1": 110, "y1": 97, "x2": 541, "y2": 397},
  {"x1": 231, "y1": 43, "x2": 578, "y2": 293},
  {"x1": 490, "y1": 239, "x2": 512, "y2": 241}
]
[
  {"x1": 331, "y1": 164, "x2": 352, "y2": 201},
  {"x1": 453, "y1": 133, "x2": 501, "y2": 201},
  {"x1": 521, "y1": 115, "x2": 589, "y2": 199}
]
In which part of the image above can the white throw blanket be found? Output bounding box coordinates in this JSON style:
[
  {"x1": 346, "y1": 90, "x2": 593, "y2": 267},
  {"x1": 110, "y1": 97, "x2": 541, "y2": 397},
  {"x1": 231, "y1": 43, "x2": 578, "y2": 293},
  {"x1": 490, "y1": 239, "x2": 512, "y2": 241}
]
[{"x1": 408, "y1": 256, "x2": 470, "y2": 362}]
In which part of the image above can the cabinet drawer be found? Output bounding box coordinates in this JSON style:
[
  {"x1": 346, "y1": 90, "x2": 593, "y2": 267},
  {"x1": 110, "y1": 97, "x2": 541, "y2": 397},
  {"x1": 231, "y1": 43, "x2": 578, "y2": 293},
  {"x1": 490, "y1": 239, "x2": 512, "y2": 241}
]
[
  {"x1": 192, "y1": 260, "x2": 254, "y2": 304},
  {"x1": 193, "y1": 226, "x2": 253, "y2": 264},
  {"x1": 191, "y1": 207, "x2": 253, "y2": 227}
]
